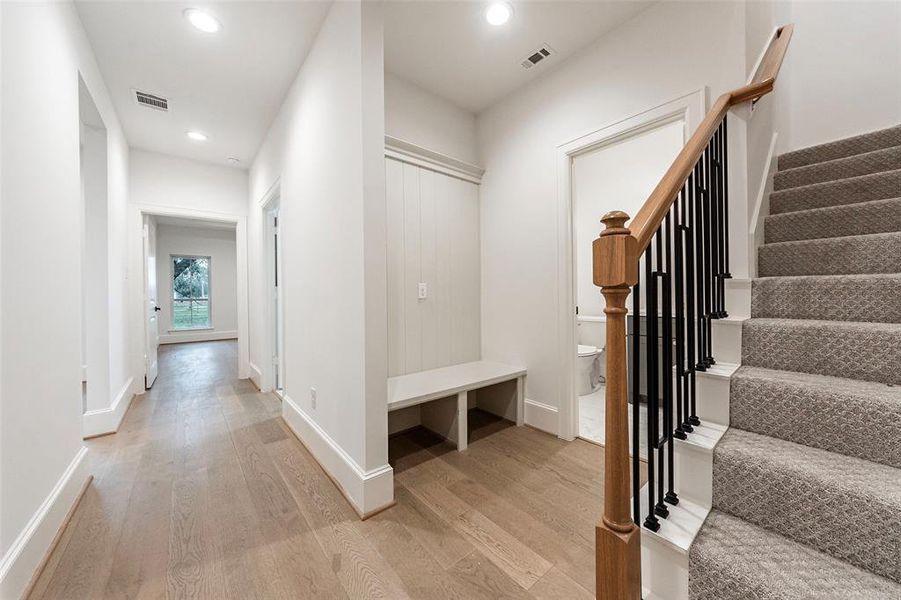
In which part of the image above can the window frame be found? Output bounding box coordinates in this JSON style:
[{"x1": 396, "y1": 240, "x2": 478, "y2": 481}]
[{"x1": 169, "y1": 254, "x2": 213, "y2": 331}]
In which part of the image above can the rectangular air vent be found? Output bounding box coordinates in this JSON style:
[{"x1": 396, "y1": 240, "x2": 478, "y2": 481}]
[
  {"x1": 134, "y1": 90, "x2": 168, "y2": 112},
  {"x1": 521, "y1": 44, "x2": 554, "y2": 70}
]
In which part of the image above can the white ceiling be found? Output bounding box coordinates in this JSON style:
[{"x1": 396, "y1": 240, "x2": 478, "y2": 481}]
[
  {"x1": 76, "y1": 1, "x2": 331, "y2": 168},
  {"x1": 384, "y1": 1, "x2": 655, "y2": 113}
]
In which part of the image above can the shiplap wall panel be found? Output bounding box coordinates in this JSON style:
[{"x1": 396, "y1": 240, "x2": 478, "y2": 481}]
[
  {"x1": 402, "y1": 162, "x2": 422, "y2": 373},
  {"x1": 386, "y1": 157, "x2": 480, "y2": 376},
  {"x1": 386, "y1": 159, "x2": 406, "y2": 375}
]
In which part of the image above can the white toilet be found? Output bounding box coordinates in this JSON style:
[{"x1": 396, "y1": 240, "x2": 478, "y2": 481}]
[{"x1": 577, "y1": 316, "x2": 606, "y2": 396}]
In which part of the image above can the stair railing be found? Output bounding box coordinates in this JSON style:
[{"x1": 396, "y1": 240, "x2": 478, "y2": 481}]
[{"x1": 592, "y1": 24, "x2": 793, "y2": 599}]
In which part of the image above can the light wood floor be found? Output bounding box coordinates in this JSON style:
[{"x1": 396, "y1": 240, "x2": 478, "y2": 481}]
[{"x1": 30, "y1": 340, "x2": 645, "y2": 599}]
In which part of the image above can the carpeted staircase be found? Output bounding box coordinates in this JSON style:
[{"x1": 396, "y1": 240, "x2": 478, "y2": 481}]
[{"x1": 688, "y1": 125, "x2": 901, "y2": 599}]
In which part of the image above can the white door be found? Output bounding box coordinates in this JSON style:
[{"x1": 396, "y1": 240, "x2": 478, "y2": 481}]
[
  {"x1": 144, "y1": 219, "x2": 160, "y2": 388},
  {"x1": 271, "y1": 209, "x2": 284, "y2": 392}
]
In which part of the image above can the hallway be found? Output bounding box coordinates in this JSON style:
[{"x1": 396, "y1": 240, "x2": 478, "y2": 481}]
[{"x1": 29, "y1": 340, "x2": 628, "y2": 599}]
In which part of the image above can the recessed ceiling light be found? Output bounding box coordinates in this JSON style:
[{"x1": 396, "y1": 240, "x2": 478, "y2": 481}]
[
  {"x1": 186, "y1": 131, "x2": 208, "y2": 142},
  {"x1": 227, "y1": 157, "x2": 241, "y2": 166},
  {"x1": 184, "y1": 8, "x2": 221, "y2": 33},
  {"x1": 485, "y1": 2, "x2": 513, "y2": 26}
]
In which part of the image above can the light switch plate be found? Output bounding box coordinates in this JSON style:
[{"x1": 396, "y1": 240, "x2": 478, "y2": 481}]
[{"x1": 418, "y1": 282, "x2": 428, "y2": 299}]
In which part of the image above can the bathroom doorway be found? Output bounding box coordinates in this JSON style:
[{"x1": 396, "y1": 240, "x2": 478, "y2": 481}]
[{"x1": 556, "y1": 91, "x2": 704, "y2": 449}]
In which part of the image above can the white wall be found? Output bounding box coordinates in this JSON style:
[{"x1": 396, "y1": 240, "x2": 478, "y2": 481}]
[
  {"x1": 248, "y1": 0, "x2": 391, "y2": 514},
  {"x1": 0, "y1": 2, "x2": 129, "y2": 596},
  {"x1": 773, "y1": 1, "x2": 901, "y2": 152},
  {"x1": 385, "y1": 72, "x2": 479, "y2": 164},
  {"x1": 386, "y1": 158, "x2": 480, "y2": 376},
  {"x1": 477, "y1": 1, "x2": 747, "y2": 425},
  {"x1": 130, "y1": 149, "x2": 248, "y2": 216},
  {"x1": 156, "y1": 225, "x2": 238, "y2": 343},
  {"x1": 573, "y1": 120, "x2": 685, "y2": 319}
]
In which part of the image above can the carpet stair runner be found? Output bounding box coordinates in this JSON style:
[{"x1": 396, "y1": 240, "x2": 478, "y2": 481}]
[{"x1": 688, "y1": 124, "x2": 901, "y2": 599}]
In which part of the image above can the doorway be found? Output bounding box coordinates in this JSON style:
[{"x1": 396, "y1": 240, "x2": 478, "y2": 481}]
[
  {"x1": 79, "y1": 76, "x2": 112, "y2": 415},
  {"x1": 262, "y1": 185, "x2": 284, "y2": 395},
  {"x1": 555, "y1": 90, "x2": 705, "y2": 445}
]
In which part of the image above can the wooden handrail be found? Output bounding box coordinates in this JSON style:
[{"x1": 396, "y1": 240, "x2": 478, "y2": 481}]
[
  {"x1": 593, "y1": 23, "x2": 793, "y2": 600},
  {"x1": 629, "y1": 24, "x2": 793, "y2": 255}
]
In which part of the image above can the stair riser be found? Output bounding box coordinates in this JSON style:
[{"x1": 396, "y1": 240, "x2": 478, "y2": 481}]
[
  {"x1": 764, "y1": 197, "x2": 901, "y2": 243},
  {"x1": 770, "y1": 169, "x2": 901, "y2": 215},
  {"x1": 730, "y1": 373, "x2": 901, "y2": 468},
  {"x1": 758, "y1": 233, "x2": 901, "y2": 277},
  {"x1": 711, "y1": 320, "x2": 742, "y2": 365},
  {"x1": 642, "y1": 535, "x2": 689, "y2": 600},
  {"x1": 712, "y1": 448, "x2": 900, "y2": 583},
  {"x1": 779, "y1": 125, "x2": 901, "y2": 170},
  {"x1": 742, "y1": 321, "x2": 901, "y2": 385},
  {"x1": 751, "y1": 276, "x2": 901, "y2": 323},
  {"x1": 775, "y1": 146, "x2": 901, "y2": 191},
  {"x1": 693, "y1": 372, "x2": 730, "y2": 426}
]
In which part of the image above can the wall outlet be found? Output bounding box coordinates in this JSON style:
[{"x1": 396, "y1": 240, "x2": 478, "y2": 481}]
[
  {"x1": 418, "y1": 282, "x2": 428, "y2": 299},
  {"x1": 311, "y1": 387, "x2": 317, "y2": 409}
]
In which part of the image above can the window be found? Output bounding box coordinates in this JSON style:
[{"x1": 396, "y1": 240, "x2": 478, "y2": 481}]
[{"x1": 172, "y1": 255, "x2": 210, "y2": 329}]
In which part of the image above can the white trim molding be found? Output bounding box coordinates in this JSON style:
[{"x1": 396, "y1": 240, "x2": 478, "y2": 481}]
[
  {"x1": 385, "y1": 135, "x2": 485, "y2": 184},
  {"x1": 248, "y1": 361, "x2": 263, "y2": 391},
  {"x1": 159, "y1": 329, "x2": 238, "y2": 345},
  {"x1": 82, "y1": 376, "x2": 135, "y2": 438},
  {"x1": 524, "y1": 398, "x2": 558, "y2": 435},
  {"x1": 0, "y1": 447, "x2": 90, "y2": 599},
  {"x1": 281, "y1": 395, "x2": 394, "y2": 518},
  {"x1": 749, "y1": 132, "x2": 779, "y2": 278},
  {"x1": 555, "y1": 88, "x2": 707, "y2": 440}
]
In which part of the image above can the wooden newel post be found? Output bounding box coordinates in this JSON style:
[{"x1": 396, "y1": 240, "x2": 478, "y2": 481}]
[{"x1": 593, "y1": 210, "x2": 641, "y2": 599}]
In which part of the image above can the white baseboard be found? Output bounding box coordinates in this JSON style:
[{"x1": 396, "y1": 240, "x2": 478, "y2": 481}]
[
  {"x1": 82, "y1": 376, "x2": 135, "y2": 438},
  {"x1": 749, "y1": 131, "x2": 779, "y2": 278},
  {"x1": 0, "y1": 447, "x2": 90, "y2": 599},
  {"x1": 281, "y1": 395, "x2": 394, "y2": 517},
  {"x1": 524, "y1": 398, "x2": 558, "y2": 435},
  {"x1": 248, "y1": 361, "x2": 263, "y2": 390},
  {"x1": 159, "y1": 329, "x2": 237, "y2": 345}
]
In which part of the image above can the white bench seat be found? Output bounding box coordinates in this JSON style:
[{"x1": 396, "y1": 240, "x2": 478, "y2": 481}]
[{"x1": 387, "y1": 360, "x2": 526, "y2": 450}]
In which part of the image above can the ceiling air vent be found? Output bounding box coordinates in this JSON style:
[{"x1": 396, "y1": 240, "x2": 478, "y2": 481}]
[
  {"x1": 521, "y1": 44, "x2": 554, "y2": 70},
  {"x1": 134, "y1": 90, "x2": 169, "y2": 112}
]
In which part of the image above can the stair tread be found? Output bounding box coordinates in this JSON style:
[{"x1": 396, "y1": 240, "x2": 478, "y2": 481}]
[
  {"x1": 690, "y1": 510, "x2": 901, "y2": 600},
  {"x1": 741, "y1": 318, "x2": 901, "y2": 385},
  {"x1": 731, "y1": 366, "x2": 901, "y2": 467},
  {"x1": 775, "y1": 145, "x2": 901, "y2": 191},
  {"x1": 778, "y1": 124, "x2": 901, "y2": 170},
  {"x1": 764, "y1": 196, "x2": 901, "y2": 243},
  {"x1": 712, "y1": 428, "x2": 901, "y2": 583},
  {"x1": 758, "y1": 230, "x2": 901, "y2": 277},
  {"x1": 770, "y1": 168, "x2": 901, "y2": 215}
]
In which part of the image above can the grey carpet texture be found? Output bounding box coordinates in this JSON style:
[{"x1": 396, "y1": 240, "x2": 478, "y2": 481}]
[
  {"x1": 741, "y1": 318, "x2": 901, "y2": 384},
  {"x1": 774, "y1": 145, "x2": 901, "y2": 191},
  {"x1": 689, "y1": 125, "x2": 901, "y2": 599},
  {"x1": 778, "y1": 124, "x2": 901, "y2": 170},
  {"x1": 689, "y1": 511, "x2": 901, "y2": 599},
  {"x1": 758, "y1": 231, "x2": 901, "y2": 277},
  {"x1": 765, "y1": 196, "x2": 901, "y2": 243},
  {"x1": 711, "y1": 429, "x2": 901, "y2": 582},
  {"x1": 730, "y1": 366, "x2": 901, "y2": 467},
  {"x1": 751, "y1": 274, "x2": 901, "y2": 322},
  {"x1": 769, "y1": 168, "x2": 901, "y2": 214}
]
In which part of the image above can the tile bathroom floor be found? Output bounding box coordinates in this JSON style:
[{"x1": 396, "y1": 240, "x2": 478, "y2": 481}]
[{"x1": 579, "y1": 385, "x2": 659, "y2": 460}]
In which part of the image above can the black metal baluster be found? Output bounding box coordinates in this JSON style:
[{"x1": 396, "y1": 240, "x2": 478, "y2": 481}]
[
  {"x1": 643, "y1": 245, "x2": 660, "y2": 531},
  {"x1": 662, "y1": 212, "x2": 678, "y2": 507},
  {"x1": 693, "y1": 161, "x2": 707, "y2": 372},
  {"x1": 673, "y1": 186, "x2": 687, "y2": 442},
  {"x1": 722, "y1": 115, "x2": 732, "y2": 282},
  {"x1": 684, "y1": 172, "x2": 697, "y2": 434},
  {"x1": 715, "y1": 125, "x2": 727, "y2": 318},
  {"x1": 652, "y1": 230, "x2": 668, "y2": 519},
  {"x1": 632, "y1": 279, "x2": 641, "y2": 526},
  {"x1": 703, "y1": 145, "x2": 715, "y2": 367}
]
